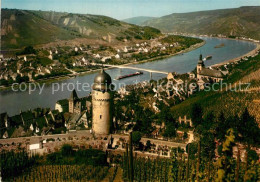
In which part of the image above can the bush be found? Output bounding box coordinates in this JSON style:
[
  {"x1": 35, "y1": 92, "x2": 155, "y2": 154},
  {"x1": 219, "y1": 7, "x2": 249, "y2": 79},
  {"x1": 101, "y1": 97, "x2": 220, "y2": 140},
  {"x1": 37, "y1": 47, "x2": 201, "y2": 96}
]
[{"x1": 61, "y1": 144, "x2": 74, "y2": 156}]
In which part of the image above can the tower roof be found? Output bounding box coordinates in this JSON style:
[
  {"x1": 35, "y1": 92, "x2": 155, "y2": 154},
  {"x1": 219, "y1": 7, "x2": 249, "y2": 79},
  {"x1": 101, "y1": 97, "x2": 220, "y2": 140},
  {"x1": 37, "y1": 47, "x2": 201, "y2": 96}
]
[
  {"x1": 70, "y1": 89, "x2": 78, "y2": 100},
  {"x1": 92, "y1": 69, "x2": 112, "y2": 91},
  {"x1": 198, "y1": 54, "x2": 204, "y2": 65}
]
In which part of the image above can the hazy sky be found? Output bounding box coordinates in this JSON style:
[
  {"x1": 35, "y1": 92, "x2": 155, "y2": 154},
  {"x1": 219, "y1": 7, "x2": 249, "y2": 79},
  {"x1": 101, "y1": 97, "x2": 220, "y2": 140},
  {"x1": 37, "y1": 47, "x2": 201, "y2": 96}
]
[{"x1": 2, "y1": 0, "x2": 260, "y2": 19}]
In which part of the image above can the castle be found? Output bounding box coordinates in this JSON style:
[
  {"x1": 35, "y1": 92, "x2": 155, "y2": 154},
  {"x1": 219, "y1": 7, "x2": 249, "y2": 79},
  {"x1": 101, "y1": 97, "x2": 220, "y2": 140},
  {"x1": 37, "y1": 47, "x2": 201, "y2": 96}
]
[{"x1": 92, "y1": 69, "x2": 113, "y2": 135}]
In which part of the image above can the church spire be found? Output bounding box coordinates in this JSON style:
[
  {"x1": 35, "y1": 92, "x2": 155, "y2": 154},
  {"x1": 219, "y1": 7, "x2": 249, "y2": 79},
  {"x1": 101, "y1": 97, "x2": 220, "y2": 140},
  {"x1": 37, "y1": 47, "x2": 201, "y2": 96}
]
[
  {"x1": 199, "y1": 54, "x2": 203, "y2": 61},
  {"x1": 70, "y1": 89, "x2": 78, "y2": 100}
]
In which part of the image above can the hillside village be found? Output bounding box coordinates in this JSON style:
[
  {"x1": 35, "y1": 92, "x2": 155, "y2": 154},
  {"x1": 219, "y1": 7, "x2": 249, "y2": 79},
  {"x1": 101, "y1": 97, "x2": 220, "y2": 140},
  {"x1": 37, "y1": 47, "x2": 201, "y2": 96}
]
[
  {"x1": 2, "y1": 46, "x2": 259, "y2": 141},
  {"x1": 0, "y1": 35, "x2": 202, "y2": 87}
]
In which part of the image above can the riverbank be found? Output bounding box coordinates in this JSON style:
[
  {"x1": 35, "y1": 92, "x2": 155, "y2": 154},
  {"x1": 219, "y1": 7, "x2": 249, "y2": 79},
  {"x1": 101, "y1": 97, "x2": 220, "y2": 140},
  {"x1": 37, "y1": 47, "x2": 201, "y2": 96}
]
[
  {"x1": 211, "y1": 42, "x2": 260, "y2": 68},
  {"x1": 66, "y1": 41, "x2": 206, "y2": 77},
  {"x1": 0, "y1": 41, "x2": 205, "y2": 91}
]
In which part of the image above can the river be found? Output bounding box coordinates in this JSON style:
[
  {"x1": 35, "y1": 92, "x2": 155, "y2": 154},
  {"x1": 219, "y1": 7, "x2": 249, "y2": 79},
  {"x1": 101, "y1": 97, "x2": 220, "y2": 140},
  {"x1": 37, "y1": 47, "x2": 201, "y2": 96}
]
[{"x1": 0, "y1": 37, "x2": 256, "y2": 116}]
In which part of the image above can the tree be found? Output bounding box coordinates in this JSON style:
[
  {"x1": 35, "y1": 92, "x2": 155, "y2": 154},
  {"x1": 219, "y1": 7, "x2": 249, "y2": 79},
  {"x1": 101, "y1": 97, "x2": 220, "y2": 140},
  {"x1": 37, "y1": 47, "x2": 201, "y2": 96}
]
[
  {"x1": 146, "y1": 140, "x2": 152, "y2": 151},
  {"x1": 183, "y1": 132, "x2": 188, "y2": 140},
  {"x1": 190, "y1": 103, "x2": 203, "y2": 127},
  {"x1": 238, "y1": 108, "x2": 259, "y2": 147},
  {"x1": 132, "y1": 131, "x2": 142, "y2": 146},
  {"x1": 61, "y1": 144, "x2": 74, "y2": 156},
  {"x1": 19, "y1": 46, "x2": 36, "y2": 55},
  {"x1": 216, "y1": 129, "x2": 235, "y2": 182},
  {"x1": 163, "y1": 122, "x2": 176, "y2": 138}
]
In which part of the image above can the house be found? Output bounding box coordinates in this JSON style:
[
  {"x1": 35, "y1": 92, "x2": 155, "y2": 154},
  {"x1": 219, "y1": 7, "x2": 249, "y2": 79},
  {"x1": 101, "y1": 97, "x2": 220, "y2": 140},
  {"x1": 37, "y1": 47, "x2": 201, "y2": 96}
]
[
  {"x1": 2, "y1": 131, "x2": 8, "y2": 139},
  {"x1": 48, "y1": 54, "x2": 53, "y2": 60},
  {"x1": 123, "y1": 47, "x2": 128, "y2": 53},
  {"x1": 35, "y1": 116, "x2": 48, "y2": 132},
  {"x1": 118, "y1": 87, "x2": 131, "y2": 97},
  {"x1": 55, "y1": 99, "x2": 69, "y2": 112},
  {"x1": 152, "y1": 102, "x2": 160, "y2": 112},
  {"x1": 167, "y1": 72, "x2": 176, "y2": 81},
  {"x1": 115, "y1": 54, "x2": 120, "y2": 59},
  {"x1": 176, "y1": 79, "x2": 184, "y2": 85},
  {"x1": 189, "y1": 72, "x2": 196, "y2": 79},
  {"x1": 10, "y1": 73, "x2": 17, "y2": 81},
  {"x1": 101, "y1": 56, "x2": 111, "y2": 62},
  {"x1": 21, "y1": 110, "x2": 34, "y2": 128},
  {"x1": 94, "y1": 54, "x2": 101, "y2": 58},
  {"x1": 29, "y1": 138, "x2": 46, "y2": 155},
  {"x1": 0, "y1": 113, "x2": 9, "y2": 128}
]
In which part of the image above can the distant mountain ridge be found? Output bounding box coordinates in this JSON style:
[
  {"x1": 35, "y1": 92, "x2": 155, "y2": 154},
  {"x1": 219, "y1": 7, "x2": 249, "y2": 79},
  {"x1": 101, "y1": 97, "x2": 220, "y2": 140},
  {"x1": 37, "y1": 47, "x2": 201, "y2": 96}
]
[
  {"x1": 142, "y1": 6, "x2": 260, "y2": 40},
  {"x1": 123, "y1": 16, "x2": 156, "y2": 25},
  {"x1": 1, "y1": 9, "x2": 161, "y2": 49}
]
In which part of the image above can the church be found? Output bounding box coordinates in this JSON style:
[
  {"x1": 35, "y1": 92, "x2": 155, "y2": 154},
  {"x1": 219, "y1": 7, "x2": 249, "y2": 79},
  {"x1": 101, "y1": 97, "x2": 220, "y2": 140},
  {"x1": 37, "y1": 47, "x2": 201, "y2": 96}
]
[{"x1": 196, "y1": 54, "x2": 224, "y2": 82}]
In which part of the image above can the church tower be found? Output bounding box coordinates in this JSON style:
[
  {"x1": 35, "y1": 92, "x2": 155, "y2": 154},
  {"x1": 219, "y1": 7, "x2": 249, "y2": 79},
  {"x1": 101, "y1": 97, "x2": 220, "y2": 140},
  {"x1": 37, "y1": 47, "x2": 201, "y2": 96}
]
[
  {"x1": 69, "y1": 89, "x2": 78, "y2": 113},
  {"x1": 197, "y1": 54, "x2": 205, "y2": 74},
  {"x1": 92, "y1": 69, "x2": 113, "y2": 135}
]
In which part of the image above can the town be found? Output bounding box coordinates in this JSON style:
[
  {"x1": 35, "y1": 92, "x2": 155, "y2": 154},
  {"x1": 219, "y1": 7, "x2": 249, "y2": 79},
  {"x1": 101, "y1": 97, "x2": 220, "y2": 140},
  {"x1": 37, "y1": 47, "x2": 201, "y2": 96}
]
[
  {"x1": 1, "y1": 2, "x2": 260, "y2": 181},
  {"x1": 0, "y1": 35, "x2": 203, "y2": 88}
]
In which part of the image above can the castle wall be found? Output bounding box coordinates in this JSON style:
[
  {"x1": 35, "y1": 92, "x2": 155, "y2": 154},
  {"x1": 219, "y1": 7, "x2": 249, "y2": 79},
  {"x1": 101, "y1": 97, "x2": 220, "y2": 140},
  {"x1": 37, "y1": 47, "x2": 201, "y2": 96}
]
[{"x1": 92, "y1": 90, "x2": 112, "y2": 135}]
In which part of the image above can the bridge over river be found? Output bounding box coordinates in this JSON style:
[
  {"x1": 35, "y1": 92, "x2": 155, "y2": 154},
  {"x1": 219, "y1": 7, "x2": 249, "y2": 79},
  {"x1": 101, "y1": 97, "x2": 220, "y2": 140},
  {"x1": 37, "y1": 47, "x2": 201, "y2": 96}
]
[{"x1": 91, "y1": 63, "x2": 169, "y2": 79}]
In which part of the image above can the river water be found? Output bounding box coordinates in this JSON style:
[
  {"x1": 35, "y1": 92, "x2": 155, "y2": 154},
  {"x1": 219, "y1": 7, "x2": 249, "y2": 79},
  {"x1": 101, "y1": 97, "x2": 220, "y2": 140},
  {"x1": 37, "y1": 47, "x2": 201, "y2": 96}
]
[{"x1": 0, "y1": 37, "x2": 256, "y2": 116}]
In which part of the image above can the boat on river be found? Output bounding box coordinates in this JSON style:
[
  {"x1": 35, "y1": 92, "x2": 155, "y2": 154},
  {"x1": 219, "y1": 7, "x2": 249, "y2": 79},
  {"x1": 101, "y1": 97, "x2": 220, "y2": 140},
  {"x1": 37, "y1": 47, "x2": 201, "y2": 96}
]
[
  {"x1": 115, "y1": 71, "x2": 143, "y2": 80},
  {"x1": 203, "y1": 55, "x2": 213, "y2": 61}
]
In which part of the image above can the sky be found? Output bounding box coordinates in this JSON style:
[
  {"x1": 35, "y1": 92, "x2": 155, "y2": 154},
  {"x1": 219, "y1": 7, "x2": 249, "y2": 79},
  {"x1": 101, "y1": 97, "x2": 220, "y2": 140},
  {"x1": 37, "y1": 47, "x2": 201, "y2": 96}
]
[{"x1": 2, "y1": 0, "x2": 260, "y2": 20}]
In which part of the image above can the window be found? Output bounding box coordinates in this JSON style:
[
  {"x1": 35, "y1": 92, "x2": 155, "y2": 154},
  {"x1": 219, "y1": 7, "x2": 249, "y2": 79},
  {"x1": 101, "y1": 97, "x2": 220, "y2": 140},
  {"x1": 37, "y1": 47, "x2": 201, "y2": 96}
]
[{"x1": 100, "y1": 115, "x2": 102, "y2": 119}]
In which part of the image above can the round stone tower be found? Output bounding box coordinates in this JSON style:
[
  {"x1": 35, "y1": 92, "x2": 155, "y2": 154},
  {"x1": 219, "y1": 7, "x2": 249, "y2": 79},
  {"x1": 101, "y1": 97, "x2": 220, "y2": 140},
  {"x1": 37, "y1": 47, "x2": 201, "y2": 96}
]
[{"x1": 92, "y1": 69, "x2": 113, "y2": 135}]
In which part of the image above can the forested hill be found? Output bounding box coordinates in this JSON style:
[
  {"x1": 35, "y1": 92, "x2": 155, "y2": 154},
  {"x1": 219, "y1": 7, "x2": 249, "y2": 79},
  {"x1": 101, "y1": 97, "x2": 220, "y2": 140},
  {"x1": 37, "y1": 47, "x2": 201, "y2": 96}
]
[{"x1": 143, "y1": 6, "x2": 260, "y2": 40}]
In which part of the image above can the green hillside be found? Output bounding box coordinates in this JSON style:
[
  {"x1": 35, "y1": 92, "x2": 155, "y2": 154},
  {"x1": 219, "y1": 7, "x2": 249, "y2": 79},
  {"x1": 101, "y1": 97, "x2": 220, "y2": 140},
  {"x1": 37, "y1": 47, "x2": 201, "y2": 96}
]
[
  {"x1": 143, "y1": 6, "x2": 260, "y2": 40},
  {"x1": 170, "y1": 52, "x2": 260, "y2": 122},
  {"x1": 1, "y1": 9, "x2": 77, "y2": 49},
  {"x1": 1, "y1": 9, "x2": 161, "y2": 49},
  {"x1": 123, "y1": 16, "x2": 156, "y2": 25}
]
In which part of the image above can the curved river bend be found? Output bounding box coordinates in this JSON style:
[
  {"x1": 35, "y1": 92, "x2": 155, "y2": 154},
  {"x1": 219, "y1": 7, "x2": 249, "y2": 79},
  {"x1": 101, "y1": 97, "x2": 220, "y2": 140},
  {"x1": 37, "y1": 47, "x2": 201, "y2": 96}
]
[{"x1": 0, "y1": 37, "x2": 256, "y2": 116}]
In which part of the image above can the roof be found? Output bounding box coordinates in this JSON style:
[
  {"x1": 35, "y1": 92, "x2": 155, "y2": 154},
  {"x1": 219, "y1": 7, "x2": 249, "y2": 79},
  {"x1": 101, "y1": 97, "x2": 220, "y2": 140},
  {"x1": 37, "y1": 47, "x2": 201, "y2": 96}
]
[
  {"x1": 0, "y1": 113, "x2": 8, "y2": 128},
  {"x1": 70, "y1": 90, "x2": 78, "y2": 100},
  {"x1": 35, "y1": 117, "x2": 47, "y2": 129},
  {"x1": 198, "y1": 54, "x2": 204, "y2": 65},
  {"x1": 92, "y1": 69, "x2": 112, "y2": 91},
  {"x1": 199, "y1": 68, "x2": 224, "y2": 78},
  {"x1": 21, "y1": 111, "x2": 34, "y2": 121},
  {"x1": 57, "y1": 99, "x2": 69, "y2": 106},
  {"x1": 10, "y1": 114, "x2": 23, "y2": 126}
]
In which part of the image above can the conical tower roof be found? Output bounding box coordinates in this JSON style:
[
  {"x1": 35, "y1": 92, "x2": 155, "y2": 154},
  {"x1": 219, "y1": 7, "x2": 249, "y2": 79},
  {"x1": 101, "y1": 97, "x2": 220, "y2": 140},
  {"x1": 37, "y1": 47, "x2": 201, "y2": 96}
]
[
  {"x1": 198, "y1": 54, "x2": 204, "y2": 65},
  {"x1": 70, "y1": 89, "x2": 78, "y2": 100}
]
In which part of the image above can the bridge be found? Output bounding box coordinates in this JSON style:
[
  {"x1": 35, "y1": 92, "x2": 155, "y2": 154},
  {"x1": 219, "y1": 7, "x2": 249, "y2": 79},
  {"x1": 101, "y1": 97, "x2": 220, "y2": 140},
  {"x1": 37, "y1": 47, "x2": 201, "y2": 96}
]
[{"x1": 91, "y1": 63, "x2": 169, "y2": 79}]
